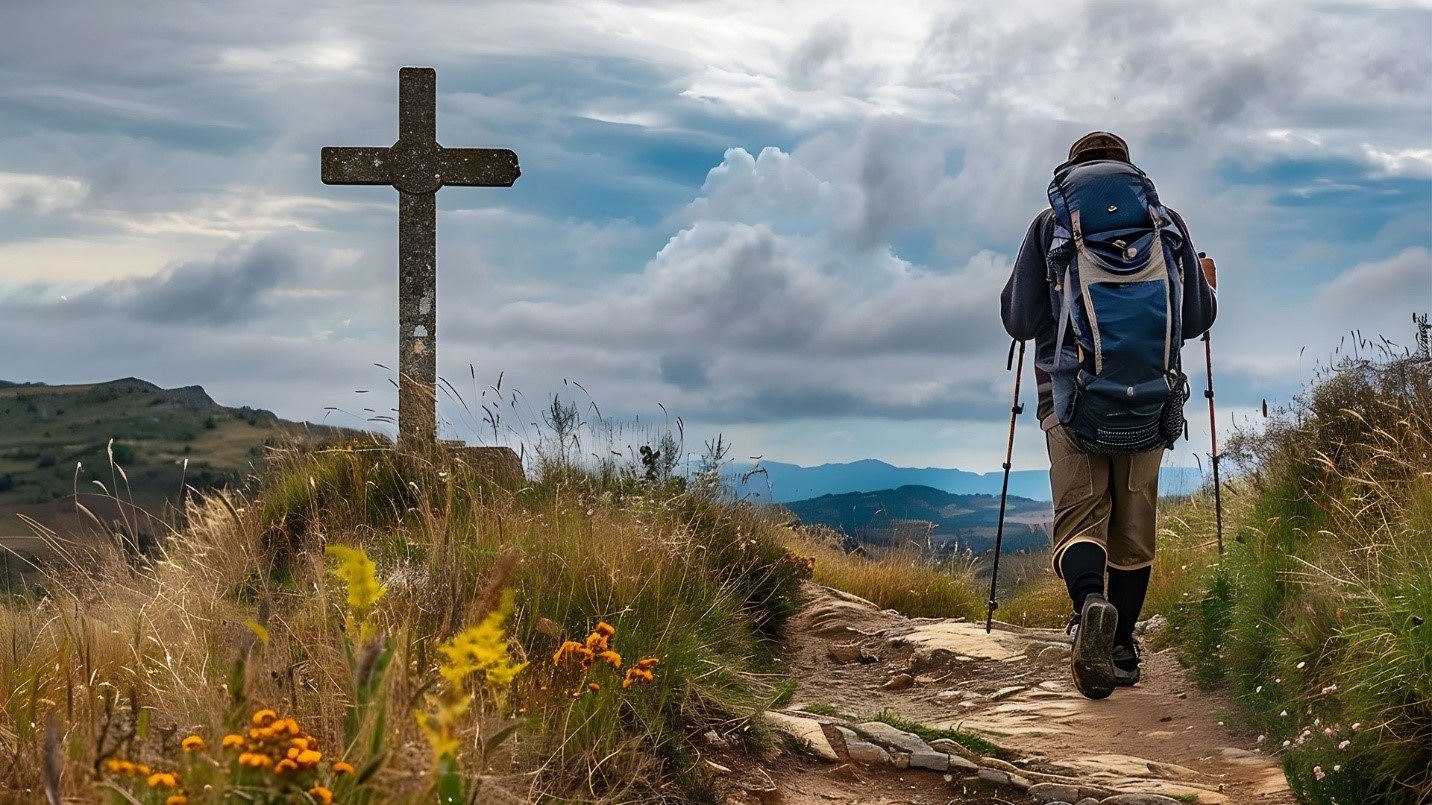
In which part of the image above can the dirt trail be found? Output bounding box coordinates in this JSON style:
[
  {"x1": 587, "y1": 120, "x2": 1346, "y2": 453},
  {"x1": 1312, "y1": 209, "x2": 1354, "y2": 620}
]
[{"x1": 711, "y1": 584, "x2": 1294, "y2": 804}]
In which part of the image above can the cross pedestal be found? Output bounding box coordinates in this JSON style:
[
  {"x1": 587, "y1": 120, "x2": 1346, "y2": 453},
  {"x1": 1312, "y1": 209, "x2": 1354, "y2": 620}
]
[{"x1": 322, "y1": 66, "x2": 520, "y2": 445}]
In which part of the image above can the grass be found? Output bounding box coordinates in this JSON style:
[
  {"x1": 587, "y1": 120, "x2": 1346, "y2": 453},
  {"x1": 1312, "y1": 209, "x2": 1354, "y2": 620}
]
[
  {"x1": 1161, "y1": 350, "x2": 1432, "y2": 805},
  {"x1": 0, "y1": 430, "x2": 813, "y2": 803},
  {"x1": 868, "y1": 710, "x2": 1002, "y2": 757},
  {"x1": 779, "y1": 525, "x2": 983, "y2": 620}
]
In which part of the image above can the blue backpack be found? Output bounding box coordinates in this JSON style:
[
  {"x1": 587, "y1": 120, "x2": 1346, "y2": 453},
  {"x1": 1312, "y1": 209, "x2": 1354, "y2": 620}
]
[{"x1": 1046, "y1": 159, "x2": 1189, "y2": 453}]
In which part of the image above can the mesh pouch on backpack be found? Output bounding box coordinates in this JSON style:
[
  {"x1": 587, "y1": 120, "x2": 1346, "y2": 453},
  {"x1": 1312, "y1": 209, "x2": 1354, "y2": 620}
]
[{"x1": 1048, "y1": 159, "x2": 1187, "y2": 453}]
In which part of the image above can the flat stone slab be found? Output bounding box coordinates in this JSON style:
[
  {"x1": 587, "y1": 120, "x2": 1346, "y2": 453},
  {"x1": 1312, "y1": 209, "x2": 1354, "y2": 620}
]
[
  {"x1": 853, "y1": 721, "x2": 935, "y2": 755},
  {"x1": 763, "y1": 711, "x2": 838, "y2": 762},
  {"x1": 895, "y1": 620, "x2": 1028, "y2": 661}
]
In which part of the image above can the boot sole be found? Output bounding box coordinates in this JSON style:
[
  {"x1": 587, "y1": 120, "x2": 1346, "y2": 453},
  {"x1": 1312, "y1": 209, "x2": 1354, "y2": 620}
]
[{"x1": 1071, "y1": 598, "x2": 1117, "y2": 700}]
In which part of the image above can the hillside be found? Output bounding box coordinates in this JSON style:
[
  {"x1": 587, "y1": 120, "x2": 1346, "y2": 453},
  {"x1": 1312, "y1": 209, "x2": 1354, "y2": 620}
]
[
  {"x1": 0, "y1": 377, "x2": 357, "y2": 541},
  {"x1": 782, "y1": 484, "x2": 1052, "y2": 555}
]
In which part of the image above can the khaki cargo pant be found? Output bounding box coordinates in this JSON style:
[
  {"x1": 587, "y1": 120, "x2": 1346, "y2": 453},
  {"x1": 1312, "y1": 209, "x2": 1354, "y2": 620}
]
[{"x1": 1045, "y1": 425, "x2": 1164, "y2": 575}]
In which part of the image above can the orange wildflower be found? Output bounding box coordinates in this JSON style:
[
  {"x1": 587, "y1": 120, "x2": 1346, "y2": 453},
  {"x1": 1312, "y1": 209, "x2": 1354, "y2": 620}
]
[
  {"x1": 181, "y1": 735, "x2": 205, "y2": 752},
  {"x1": 309, "y1": 786, "x2": 334, "y2": 805},
  {"x1": 165, "y1": 796, "x2": 188, "y2": 805},
  {"x1": 332, "y1": 760, "x2": 356, "y2": 775},
  {"x1": 146, "y1": 771, "x2": 179, "y2": 788},
  {"x1": 221, "y1": 733, "x2": 245, "y2": 749},
  {"x1": 251, "y1": 709, "x2": 278, "y2": 727},
  {"x1": 622, "y1": 657, "x2": 660, "y2": 688}
]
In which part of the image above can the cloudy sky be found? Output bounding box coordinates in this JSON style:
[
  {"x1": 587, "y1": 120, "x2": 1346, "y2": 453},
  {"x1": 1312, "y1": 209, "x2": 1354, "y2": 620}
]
[{"x1": 1, "y1": 0, "x2": 1428, "y2": 478}]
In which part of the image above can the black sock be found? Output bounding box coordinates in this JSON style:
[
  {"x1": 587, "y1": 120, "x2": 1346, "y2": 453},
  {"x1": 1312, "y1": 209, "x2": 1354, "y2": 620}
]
[
  {"x1": 1107, "y1": 565, "x2": 1151, "y2": 648},
  {"x1": 1059, "y1": 542, "x2": 1107, "y2": 614}
]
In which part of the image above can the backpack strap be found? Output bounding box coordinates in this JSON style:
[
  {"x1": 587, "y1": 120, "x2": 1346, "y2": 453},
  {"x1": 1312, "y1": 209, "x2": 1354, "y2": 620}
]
[{"x1": 1053, "y1": 262, "x2": 1074, "y2": 371}]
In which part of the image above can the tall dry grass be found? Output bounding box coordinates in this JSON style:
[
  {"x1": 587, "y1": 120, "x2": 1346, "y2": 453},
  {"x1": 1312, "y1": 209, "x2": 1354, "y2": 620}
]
[{"x1": 0, "y1": 433, "x2": 811, "y2": 803}]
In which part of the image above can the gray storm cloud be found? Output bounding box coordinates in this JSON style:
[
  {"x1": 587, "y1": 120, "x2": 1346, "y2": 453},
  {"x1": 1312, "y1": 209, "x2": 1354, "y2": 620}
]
[{"x1": 70, "y1": 239, "x2": 300, "y2": 326}]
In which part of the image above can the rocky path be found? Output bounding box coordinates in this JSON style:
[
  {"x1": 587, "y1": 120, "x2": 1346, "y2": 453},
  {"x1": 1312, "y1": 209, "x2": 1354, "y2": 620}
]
[{"x1": 709, "y1": 585, "x2": 1293, "y2": 805}]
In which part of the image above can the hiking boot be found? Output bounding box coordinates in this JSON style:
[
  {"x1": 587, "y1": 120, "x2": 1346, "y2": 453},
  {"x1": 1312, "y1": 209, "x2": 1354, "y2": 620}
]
[
  {"x1": 1069, "y1": 594, "x2": 1118, "y2": 700},
  {"x1": 1113, "y1": 642, "x2": 1142, "y2": 686}
]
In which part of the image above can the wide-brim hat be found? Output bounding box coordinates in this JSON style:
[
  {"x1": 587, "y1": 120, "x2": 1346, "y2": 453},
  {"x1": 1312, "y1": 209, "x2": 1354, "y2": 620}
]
[{"x1": 1068, "y1": 131, "x2": 1130, "y2": 163}]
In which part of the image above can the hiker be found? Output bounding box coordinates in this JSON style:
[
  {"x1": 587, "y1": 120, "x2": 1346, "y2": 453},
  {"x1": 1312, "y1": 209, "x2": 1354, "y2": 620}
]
[{"x1": 1000, "y1": 132, "x2": 1218, "y2": 700}]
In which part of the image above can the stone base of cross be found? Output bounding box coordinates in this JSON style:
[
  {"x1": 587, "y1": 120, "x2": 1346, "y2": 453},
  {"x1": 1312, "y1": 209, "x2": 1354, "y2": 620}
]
[{"x1": 321, "y1": 67, "x2": 520, "y2": 445}]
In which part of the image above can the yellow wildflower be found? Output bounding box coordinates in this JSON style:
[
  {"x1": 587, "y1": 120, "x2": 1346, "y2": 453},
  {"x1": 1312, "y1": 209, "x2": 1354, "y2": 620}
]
[
  {"x1": 436, "y1": 589, "x2": 527, "y2": 690},
  {"x1": 252, "y1": 709, "x2": 278, "y2": 727},
  {"x1": 598, "y1": 649, "x2": 622, "y2": 669},
  {"x1": 146, "y1": 771, "x2": 179, "y2": 788},
  {"x1": 326, "y1": 544, "x2": 387, "y2": 612},
  {"x1": 297, "y1": 749, "x2": 322, "y2": 767},
  {"x1": 332, "y1": 760, "x2": 356, "y2": 775},
  {"x1": 221, "y1": 733, "x2": 244, "y2": 749},
  {"x1": 181, "y1": 735, "x2": 205, "y2": 752},
  {"x1": 165, "y1": 796, "x2": 188, "y2": 805},
  {"x1": 275, "y1": 758, "x2": 299, "y2": 773},
  {"x1": 310, "y1": 785, "x2": 334, "y2": 805},
  {"x1": 414, "y1": 710, "x2": 460, "y2": 758}
]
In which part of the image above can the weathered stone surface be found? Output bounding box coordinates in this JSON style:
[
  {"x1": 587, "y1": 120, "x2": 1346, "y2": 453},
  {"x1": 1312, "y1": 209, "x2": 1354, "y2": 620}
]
[
  {"x1": 928, "y1": 737, "x2": 982, "y2": 763},
  {"x1": 990, "y1": 685, "x2": 1027, "y2": 700},
  {"x1": 909, "y1": 750, "x2": 949, "y2": 771},
  {"x1": 764, "y1": 712, "x2": 838, "y2": 761},
  {"x1": 946, "y1": 754, "x2": 979, "y2": 772},
  {"x1": 321, "y1": 67, "x2": 520, "y2": 445},
  {"x1": 903, "y1": 645, "x2": 960, "y2": 672},
  {"x1": 826, "y1": 641, "x2": 868, "y2": 663},
  {"x1": 897, "y1": 621, "x2": 1026, "y2": 661},
  {"x1": 853, "y1": 721, "x2": 934, "y2": 755},
  {"x1": 1028, "y1": 783, "x2": 1084, "y2": 803},
  {"x1": 1143, "y1": 759, "x2": 1202, "y2": 781},
  {"x1": 981, "y1": 756, "x2": 1025, "y2": 774},
  {"x1": 1096, "y1": 794, "x2": 1185, "y2": 805},
  {"x1": 881, "y1": 672, "x2": 914, "y2": 690},
  {"x1": 831, "y1": 726, "x2": 890, "y2": 766},
  {"x1": 977, "y1": 766, "x2": 1033, "y2": 790}
]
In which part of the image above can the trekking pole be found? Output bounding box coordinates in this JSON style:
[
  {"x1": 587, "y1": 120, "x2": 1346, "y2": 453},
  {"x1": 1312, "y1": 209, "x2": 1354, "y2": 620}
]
[
  {"x1": 986, "y1": 338, "x2": 1026, "y2": 634},
  {"x1": 1199, "y1": 252, "x2": 1224, "y2": 555}
]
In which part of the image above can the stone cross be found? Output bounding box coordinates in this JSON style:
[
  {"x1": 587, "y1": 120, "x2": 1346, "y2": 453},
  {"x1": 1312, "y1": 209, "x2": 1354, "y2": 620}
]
[{"x1": 322, "y1": 66, "x2": 520, "y2": 445}]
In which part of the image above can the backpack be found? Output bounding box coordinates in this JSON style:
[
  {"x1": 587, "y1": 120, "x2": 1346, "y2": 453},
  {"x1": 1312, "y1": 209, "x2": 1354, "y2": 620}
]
[{"x1": 1046, "y1": 159, "x2": 1190, "y2": 453}]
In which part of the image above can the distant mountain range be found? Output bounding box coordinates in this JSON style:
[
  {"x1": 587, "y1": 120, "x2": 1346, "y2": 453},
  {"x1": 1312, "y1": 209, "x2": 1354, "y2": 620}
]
[{"x1": 731, "y1": 458, "x2": 1211, "y2": 503}]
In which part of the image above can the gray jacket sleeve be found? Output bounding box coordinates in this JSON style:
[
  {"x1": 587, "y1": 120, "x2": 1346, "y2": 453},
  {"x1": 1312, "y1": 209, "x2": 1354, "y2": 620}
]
[
  {"x1": 1168, "y1": 209, "x2": 1217, "y2": 341},
  {"x1": 1001, "y1": 211, "x2": 1055, "y2": 341}
]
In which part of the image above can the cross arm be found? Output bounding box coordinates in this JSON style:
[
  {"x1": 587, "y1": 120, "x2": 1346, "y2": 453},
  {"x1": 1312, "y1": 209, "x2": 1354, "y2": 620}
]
[
  {"x1": 321, "y1": 146, "x2": 394, "y2": 185},
  {"x1": 440, "y1": 148, "x2": 521, "y2": 187}
]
